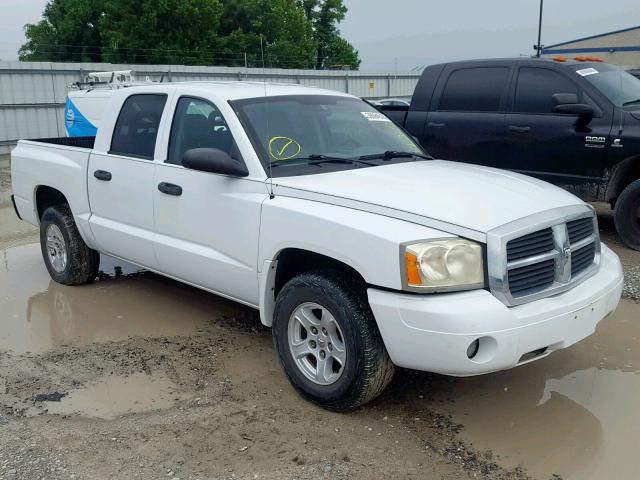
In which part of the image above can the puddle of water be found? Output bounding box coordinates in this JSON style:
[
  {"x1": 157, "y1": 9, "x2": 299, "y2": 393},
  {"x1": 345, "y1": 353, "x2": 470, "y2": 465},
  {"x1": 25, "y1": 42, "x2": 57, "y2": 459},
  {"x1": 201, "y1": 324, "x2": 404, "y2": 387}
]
[
  {"x1": 0, "y1": 201, "x2": 39, "y2": 249},
  {"x1": 442, "y1": 301, "x2": 640, "y2": 480},
  {"x1": 44, "y1": 373, "x2": 186, "y2": 420},
  {"x1": 0, "y1": 243, "x2": 238, "y2": 354}
]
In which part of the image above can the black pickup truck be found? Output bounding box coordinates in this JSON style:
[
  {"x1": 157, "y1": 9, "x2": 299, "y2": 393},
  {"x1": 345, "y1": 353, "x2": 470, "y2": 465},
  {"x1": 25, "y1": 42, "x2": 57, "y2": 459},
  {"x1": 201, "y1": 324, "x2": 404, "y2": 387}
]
[{"x1": 380, "y1": 58, "x2": 640, "y2": 250}]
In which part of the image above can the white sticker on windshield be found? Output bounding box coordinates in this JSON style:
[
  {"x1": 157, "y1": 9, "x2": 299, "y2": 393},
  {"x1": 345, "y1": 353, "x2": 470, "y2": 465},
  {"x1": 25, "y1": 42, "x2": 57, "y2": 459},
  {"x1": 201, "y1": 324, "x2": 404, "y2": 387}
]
[
  {"x1": 577, "y1": 67, "x2": 599, "y2": 77},
  {"x1": 361, "y1": 111, "x2": 391, "y2": 122}
]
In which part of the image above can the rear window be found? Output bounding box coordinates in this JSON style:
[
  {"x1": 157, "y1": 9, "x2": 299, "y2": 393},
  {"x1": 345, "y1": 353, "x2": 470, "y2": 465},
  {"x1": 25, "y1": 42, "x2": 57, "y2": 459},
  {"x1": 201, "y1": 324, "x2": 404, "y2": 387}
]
[
  {"x1": 439, "y1": 67, "x2": 509, "y2": 112},
  {"x1": 110, "y1": 94, "x2": 167, "y2": 159}
]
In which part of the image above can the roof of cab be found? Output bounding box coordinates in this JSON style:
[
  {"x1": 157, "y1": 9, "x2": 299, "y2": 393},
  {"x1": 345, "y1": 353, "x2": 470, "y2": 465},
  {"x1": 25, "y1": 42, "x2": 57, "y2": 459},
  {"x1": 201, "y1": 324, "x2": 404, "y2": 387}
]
[
  {"x1": 428, "y1": 57, "x2": 607, "y2": 69},
  {"x1": 120, "y1": 81, "x2": 354, "y2": 101}
]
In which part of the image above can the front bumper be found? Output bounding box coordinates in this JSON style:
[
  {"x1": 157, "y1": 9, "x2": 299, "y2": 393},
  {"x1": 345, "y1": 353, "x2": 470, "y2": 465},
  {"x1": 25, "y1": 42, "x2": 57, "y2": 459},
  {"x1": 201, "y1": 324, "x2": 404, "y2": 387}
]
[{"x1": 368, "y1": 243, "x2": 623, "y2": 376}]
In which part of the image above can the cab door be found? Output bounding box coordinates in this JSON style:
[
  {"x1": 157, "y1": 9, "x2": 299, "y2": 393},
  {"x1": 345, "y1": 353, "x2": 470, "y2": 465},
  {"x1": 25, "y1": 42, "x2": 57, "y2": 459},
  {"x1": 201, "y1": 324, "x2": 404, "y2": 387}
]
[
  {"x1": 424, "y1": 64, "x2": 512, "y2": 167},
  {"x1": 88, "y1": 93, "x2": 168, "y2": 268},
  {"x1": 503, "y1": 66, "x2": 613, "y2": 199},
  {"x1": 152, "y1": 96, "x2": 265, "y2": 305}
]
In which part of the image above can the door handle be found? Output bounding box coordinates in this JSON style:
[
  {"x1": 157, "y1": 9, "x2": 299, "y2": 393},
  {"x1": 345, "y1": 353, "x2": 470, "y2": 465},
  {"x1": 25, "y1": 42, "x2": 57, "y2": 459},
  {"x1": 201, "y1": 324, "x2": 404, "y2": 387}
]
[
  {"x1": 508, "y1": 125, "x2": 531, "y2": 134},
  {"x1": 93, "y1": 170, "x2": 112, "y2": 181},
  {"x1": 428, "y1": 122, "x2": 446, "y2": 129},
  {"x1": 158, "y1": 182, "x2": 183, "y2": 196}
]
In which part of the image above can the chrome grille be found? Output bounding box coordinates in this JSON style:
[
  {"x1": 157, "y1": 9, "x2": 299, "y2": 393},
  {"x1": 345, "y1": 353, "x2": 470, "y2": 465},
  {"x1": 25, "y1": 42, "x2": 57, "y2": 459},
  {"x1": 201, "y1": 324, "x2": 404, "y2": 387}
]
[
  {"x1": 506, "y1": 228, "x2": 554, "y2": 262},
  {"x1": 507, "y1": 259, "x2": 555, "y2": 295},
  {"x1": 567, "y1": 217, "x2": 594, "y2": 244},
  {"x1": 487, "y1": 206, "x2": 601, "y2": 307},
  {"x1": 571, "y1": 242, "x2": 596, "y2": 276}
]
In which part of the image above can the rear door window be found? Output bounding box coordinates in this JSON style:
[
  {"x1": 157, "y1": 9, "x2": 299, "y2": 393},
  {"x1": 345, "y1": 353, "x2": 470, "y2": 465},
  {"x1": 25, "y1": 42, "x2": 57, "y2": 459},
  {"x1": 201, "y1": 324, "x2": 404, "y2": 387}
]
[
  {"x1": 514, "y1": 68, "x2": 580, "y2": 114},
  {"x1": 439, "y1": 67, "x2": 510, "y2": 112},
  {"x1": 110, "y1": 94, "x2": 167, "y2": 159}
]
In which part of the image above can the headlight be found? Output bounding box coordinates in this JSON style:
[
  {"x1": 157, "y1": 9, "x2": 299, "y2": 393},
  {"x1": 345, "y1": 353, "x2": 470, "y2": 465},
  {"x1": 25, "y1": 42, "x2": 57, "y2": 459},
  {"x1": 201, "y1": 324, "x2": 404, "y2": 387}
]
[{"x1": 403, "y1": 239, "x2": 485, "y2": 292}]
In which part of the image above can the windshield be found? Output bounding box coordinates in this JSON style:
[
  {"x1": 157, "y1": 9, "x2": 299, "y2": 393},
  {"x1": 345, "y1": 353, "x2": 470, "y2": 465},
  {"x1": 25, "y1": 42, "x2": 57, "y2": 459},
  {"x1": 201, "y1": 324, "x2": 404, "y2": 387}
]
[
  {"x1": 231, "y1": 95, "x2": 425, "y2": 177},
  {"x1": 571, "y1": 63, "x2": 640, "y2": 108}
]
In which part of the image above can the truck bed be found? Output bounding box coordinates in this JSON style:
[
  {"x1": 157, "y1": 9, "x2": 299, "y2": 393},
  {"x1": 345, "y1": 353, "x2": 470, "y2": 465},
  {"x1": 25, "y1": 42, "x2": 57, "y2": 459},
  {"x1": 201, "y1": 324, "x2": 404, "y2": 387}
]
[
  {"x1": 11, "y1": 137, "x2": 95, "y2": 232},
  {"x1": 26, "y1": 136, "x2": 96, "y2": 149}
]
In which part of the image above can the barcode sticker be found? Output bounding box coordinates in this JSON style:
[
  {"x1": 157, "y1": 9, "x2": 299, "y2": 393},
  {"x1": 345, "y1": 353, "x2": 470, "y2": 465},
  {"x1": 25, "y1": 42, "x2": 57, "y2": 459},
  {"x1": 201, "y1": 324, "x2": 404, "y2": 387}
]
[
  {"x1": 577, "y1": 68, "x2": 598, "y2": 77},
  {"x1": 361, "y1": 111, "x2": 391, "y2": 122}
]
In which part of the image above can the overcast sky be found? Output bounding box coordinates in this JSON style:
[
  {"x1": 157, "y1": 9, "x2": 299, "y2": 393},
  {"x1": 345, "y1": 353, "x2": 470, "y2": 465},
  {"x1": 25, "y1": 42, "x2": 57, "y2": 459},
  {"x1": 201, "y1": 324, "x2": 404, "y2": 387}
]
[{"x1": 0, "y1": 0, "x2": 638, "y2": 70}]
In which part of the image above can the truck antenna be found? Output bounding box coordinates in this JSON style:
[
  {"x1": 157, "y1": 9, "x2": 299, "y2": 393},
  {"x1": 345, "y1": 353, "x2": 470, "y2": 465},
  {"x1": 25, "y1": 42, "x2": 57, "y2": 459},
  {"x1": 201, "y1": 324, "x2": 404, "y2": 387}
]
[{"x1": 261, "y1": 34, "x2": 275, "y2": 199}]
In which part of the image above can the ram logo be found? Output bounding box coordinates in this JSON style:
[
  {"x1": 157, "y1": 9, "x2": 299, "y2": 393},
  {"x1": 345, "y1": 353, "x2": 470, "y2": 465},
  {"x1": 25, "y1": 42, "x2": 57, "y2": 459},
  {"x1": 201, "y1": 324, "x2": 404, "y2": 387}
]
[{"x1": 585, "y1": 136, "x2": 606, "y2": 143}]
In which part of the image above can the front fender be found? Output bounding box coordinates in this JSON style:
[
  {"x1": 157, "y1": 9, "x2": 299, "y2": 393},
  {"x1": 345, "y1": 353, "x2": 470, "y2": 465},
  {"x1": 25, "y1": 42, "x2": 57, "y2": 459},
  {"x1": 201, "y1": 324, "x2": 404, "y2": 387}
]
[{"x1": 258, "y1": 196, "x2": 453, "y2": 293}]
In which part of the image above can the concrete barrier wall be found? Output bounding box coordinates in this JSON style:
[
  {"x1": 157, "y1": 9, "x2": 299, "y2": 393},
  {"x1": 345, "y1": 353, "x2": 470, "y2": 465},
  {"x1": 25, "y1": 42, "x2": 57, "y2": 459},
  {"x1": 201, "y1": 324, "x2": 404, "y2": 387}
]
[{"x1": 0, "y1": 61, "x2": 421, "y2": 153}]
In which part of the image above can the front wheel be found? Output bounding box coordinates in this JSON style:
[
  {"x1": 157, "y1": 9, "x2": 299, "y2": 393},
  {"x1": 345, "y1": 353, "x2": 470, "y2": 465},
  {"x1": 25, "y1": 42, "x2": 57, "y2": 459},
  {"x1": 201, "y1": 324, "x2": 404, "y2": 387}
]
[
  {"x1": 40, "y1": 204, "x2": 100, "y2": 285},
  {"x1": 614, "y1": 179, "x2": 640, "y2": 251},
  {"x1": 272, "y1": 270, "x2": 394, "y2": 411}
]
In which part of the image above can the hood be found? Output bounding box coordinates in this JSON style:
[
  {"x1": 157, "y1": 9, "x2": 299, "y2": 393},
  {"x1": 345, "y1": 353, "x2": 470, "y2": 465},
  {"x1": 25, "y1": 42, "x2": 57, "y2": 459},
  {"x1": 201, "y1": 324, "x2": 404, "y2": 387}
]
[{"x1": 273, "y1": 160, "x2": 584, "y2": 234}]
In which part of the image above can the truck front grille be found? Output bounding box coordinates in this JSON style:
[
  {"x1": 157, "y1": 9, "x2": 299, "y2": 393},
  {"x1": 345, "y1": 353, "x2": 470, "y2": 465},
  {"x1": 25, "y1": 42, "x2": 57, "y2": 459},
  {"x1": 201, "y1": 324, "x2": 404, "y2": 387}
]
[
  {"x1": 507, "y1": 259, "x2": 555, "y2": 295},
  {"x1": 571, "y1": 242, "x2": 596, "y2": 276},
  {"x1": 567, "y1": 217, "x2": 594, "y2": 244},
  {"x1": 487, "y1": 206, "x2": 601, "y2": 307},
  {"x1": 506, "y1": 228, "x2": 554, "y2": 262}
]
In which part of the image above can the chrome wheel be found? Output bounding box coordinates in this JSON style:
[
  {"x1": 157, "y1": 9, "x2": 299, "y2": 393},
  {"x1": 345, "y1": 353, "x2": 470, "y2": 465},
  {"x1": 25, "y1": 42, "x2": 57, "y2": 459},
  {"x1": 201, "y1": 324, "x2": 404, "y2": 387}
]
[
  {"x1": 45, "y1": 224, "x2": 67, "y2": 273},
  {"x1": 287, "y1": 302, "x2": 347, "y2": 386}
]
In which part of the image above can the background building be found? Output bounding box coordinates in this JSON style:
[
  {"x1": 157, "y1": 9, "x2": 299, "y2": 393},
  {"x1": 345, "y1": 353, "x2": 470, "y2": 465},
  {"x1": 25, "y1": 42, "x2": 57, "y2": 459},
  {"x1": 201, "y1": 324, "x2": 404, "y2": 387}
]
[{"x1": 542, "y1": 25, "x2": 640, "y2": 68}]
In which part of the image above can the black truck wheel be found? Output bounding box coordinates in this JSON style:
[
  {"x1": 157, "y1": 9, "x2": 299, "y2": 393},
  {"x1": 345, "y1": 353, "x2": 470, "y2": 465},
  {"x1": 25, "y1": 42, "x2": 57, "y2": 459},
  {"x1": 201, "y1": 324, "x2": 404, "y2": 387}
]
[
  {"x1": 40, "y1": 204, "x2": 100, "y2": 285},
  {"x1": 272, "y1": 270, "x2": 395, "y2": 411},
  {"x1": 614, "y1": 179, "x2": 640, "y2": 251}
]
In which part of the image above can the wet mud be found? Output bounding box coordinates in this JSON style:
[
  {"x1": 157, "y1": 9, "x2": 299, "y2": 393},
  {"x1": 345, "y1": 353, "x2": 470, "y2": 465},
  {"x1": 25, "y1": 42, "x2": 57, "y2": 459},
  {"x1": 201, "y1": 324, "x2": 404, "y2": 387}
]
[
  {"x1": 1, "y1": 243, "x2": 231, "y2": 355},
  {"x1": 439, "y1": 301, "x2": 640, "y2": 479}
]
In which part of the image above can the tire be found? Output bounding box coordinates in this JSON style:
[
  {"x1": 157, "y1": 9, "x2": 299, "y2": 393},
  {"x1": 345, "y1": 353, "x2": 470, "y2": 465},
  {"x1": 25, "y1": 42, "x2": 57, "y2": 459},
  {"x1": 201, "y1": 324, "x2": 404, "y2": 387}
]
[
  {"x1": 614, "y1": 179, "x2": 640, "y2": 251},
  {"x1": 40, "y1": 204, "x2": 100, "y2": 285},
  {"x1": 272, "y1": 270, "x2": 395, "y2": 411}
]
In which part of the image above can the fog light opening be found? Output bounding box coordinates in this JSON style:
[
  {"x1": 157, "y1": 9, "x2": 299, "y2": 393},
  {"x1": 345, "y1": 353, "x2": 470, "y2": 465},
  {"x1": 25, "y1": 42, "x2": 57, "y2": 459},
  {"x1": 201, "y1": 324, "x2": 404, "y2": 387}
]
[
  {"x1": 466, "y1": 336, "x2": 498, "y2": 364},
  {"x1": 467, "y1": 339, "x2": 480, "y2": 359}
]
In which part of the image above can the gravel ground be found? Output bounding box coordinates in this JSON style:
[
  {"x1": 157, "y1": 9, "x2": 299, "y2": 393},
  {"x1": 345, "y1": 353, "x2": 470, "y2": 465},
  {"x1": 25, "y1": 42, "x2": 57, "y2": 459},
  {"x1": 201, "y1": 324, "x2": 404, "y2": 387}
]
[{"x1": 593, "y1": 202, "x2": 640, "y2": 302}]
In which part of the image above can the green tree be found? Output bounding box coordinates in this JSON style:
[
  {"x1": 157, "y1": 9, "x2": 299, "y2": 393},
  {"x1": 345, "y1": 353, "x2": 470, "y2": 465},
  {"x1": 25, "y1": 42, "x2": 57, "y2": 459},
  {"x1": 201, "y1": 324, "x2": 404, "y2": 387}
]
[
  {"x1": 218, "y1": 0, "x2": 316, "y2": 69},
  {"x1": 324, "y1": 35, "x2": 360, "y2": 69},
  {"x1": 19, "y1": 0, "x2": 105, "y2": 62},
  {"x1": 99, "y1": 0, "x2": 223, "y2": 65},
  {"x1": 19, "y1": 0, "x2": 358, "y2": 69},
  {"x1": 300, "y1": 0, "x2": 360, "y2": 69}
]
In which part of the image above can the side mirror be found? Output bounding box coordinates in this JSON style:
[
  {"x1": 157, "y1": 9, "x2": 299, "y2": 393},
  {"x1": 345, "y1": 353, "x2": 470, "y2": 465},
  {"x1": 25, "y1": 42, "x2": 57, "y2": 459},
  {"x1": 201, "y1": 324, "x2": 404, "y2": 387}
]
[
  {"x1": 552, "y1": 93, "x2": 579, "y2": 106},
  {"x1": 551, "y1": 93, "x2": 594, "y2": 117},
  {"x1": 182, "y1": 148, "x2": 249, "y2": 177}
]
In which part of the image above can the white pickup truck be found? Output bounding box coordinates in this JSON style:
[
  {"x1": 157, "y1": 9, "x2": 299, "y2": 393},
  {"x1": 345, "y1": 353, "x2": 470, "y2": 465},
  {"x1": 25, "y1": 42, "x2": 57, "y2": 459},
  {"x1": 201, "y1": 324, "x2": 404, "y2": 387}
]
[{"x1": 10, "y1": 82, "x2": 624, "y2": 410}]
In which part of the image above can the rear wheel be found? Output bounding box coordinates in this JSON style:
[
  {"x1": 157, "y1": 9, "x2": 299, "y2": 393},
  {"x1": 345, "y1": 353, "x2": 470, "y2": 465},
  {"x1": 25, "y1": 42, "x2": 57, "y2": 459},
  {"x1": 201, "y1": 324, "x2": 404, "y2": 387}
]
[
  {"x1": 272, "y1": 270, "x2": 394, "y2": 411},
  {"x1": 614, "y1": 179, "x2": 640, "y2": 250},
  {"x1": 40, "y1": 204, "x2": 100, "y2": 285}
]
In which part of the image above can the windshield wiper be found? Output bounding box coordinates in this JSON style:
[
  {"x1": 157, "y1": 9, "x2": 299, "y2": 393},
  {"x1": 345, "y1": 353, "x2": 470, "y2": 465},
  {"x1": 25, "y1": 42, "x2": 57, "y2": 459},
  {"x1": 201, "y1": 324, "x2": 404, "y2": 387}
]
[
  {"x1": 623, "y1": 99, "x2": 640, "y2": 106},
  {"x1": 308, "y1": 155, "x2": 377, "y2": 166},
  {"x1": 358, "y1": 150, "x2": 433, "y2": 161},
  {"x1": 270, "y1": 154, "x2": 374, "y2": 168}
]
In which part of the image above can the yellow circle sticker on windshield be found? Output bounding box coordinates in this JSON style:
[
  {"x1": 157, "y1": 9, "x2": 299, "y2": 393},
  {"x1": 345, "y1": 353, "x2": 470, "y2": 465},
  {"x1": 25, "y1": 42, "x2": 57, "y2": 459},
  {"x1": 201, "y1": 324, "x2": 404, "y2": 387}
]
[{"x1": 268, "y1": 136, "x2": 301, "y2": 160}]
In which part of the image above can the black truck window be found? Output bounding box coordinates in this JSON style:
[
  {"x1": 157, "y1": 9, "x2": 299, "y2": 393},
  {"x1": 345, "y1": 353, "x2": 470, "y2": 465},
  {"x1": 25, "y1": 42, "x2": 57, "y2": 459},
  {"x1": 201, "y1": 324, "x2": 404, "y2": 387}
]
[
  {"x1": 167, "y1": 97, "x2": 234, "y2": 165},
  {"x1": 514, "y1": 68, "x2": 579, "y2": 114},
  {"x1": 439, "y1": 67, "x2": 509, "y2": 112},
  {"x1": 110, "y1": 94, "x2": 167, "y2": 159}
]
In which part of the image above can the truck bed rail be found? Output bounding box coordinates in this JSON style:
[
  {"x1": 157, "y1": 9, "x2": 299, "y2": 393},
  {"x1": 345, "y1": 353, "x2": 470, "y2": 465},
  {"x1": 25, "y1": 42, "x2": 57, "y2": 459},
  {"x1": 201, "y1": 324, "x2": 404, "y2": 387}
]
[{"x1": 26, "y1": 136, "x2": 96, "y2": 149}]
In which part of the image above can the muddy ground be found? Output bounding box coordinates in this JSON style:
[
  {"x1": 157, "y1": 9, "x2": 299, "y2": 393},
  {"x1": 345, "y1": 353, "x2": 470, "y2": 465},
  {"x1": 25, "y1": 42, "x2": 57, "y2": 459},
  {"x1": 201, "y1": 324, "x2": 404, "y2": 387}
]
[{"x1": 1, "y1": 155, "x2": 639, "y2": 480}]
